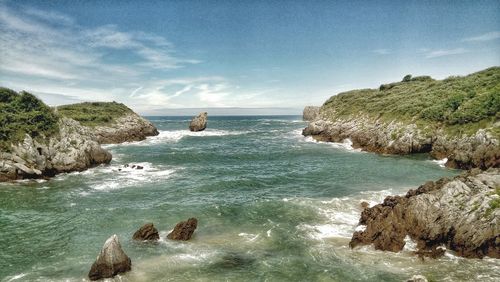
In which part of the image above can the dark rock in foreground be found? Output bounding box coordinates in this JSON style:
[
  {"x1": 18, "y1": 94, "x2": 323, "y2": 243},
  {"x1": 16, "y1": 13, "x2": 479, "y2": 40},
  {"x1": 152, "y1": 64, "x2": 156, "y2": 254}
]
[
  {"x1": 189, "y1": 112, "x2": 208, "y2": 132},
  {"x1": 88, "y1": 235, "x2": 131, "y2": 280},
  {"x1": 350, "y1": 168, "x2": 500, "y2": 259},
  {"x1": 167, "y1": 218, "x2": 198, "y2": 240},
  {"x1": 132, "y1": 223, "x2": 160, "y2": 241},
  {"x1": 302, "y1": 106, "x2": 320, "y2": 121}
]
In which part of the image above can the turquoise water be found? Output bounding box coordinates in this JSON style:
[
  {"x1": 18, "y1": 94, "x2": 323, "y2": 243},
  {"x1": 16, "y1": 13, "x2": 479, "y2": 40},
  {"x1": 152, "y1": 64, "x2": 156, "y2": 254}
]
[{"x1": 1, "y1": 116, "x2": 498, "y2": 282}]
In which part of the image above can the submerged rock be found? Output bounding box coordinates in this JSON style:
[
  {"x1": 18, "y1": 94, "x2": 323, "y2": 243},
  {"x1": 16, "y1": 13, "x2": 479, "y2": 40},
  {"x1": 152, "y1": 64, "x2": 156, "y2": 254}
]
[
  {"x1": 167, "y1": 218, "x2": 198, "y2": 240},
  {"x1": 88, "y1": 235, "x2": 131, "y2": 280},
  {"x1": 132, "y1": 223, "x2": 160, "y2": 241},
  {"x1": 350, "y1": 169, "x2": 500, "y2": 259},
  {"x1": 303, "y1": 106, "x2": 320, "y2": 121},
  {"x1": 189, "y1": 112, "x2": 208, "y2": 132}
]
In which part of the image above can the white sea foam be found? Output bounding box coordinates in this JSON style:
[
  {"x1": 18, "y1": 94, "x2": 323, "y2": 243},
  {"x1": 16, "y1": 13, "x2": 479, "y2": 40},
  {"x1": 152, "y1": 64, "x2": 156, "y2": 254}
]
[
  {"x1": 86, "y1": 162, "x2": 175, "y2": 191},
  {"x1": 5, "y1": 273, "x2": 27, "y2": 281},
  {"x1": 104, "y1": 129, "x2": 249, "y2": 147},
  {"x1": 432, "y1": 158, "x2": 448, "y2": 168}
]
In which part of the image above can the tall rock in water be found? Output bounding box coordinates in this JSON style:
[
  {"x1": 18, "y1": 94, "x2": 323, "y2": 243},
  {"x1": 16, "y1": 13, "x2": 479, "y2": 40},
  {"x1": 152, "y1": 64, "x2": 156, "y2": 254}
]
[
  {"x1": 88, "y1": 235, "x2": 132, "y2": 280},
  {"x1": 302, "y1": 106, "x2": 320, "y2": 121},
  {"x1": 189, "y1": 112, "x2": 208, "y2": 132},
  {"x1": 132, "y1": 223, "x2": 160, "y2": 241},
  {"x1": 167, "y1": 218, "x2": 198, "y2": 240}
]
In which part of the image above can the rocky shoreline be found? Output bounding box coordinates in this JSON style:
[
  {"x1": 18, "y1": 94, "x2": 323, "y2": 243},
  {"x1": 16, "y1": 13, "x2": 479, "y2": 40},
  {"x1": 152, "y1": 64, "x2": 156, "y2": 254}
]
[
  {"x1": 303, "y1": 116, "x2": 499, "y2": 169},
  {"x1": 0, "y1": 118, "x2": 112, "y2": 181},
  {"x1": 350, "y1": 168, "x2": 499, "y2": 259},
  {"x1": 92, "y1": 113, "x2": 159, "y2": 144}
]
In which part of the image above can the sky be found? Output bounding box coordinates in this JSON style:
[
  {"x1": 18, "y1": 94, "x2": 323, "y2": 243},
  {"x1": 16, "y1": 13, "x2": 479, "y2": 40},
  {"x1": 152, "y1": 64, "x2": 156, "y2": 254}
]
[{"x1": 0, "y1": 0, "x2": 499, "y2": 115}]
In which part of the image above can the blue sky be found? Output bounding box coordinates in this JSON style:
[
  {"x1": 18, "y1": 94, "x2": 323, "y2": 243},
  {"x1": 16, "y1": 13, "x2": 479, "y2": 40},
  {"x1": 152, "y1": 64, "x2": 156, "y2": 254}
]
[{"x1": 1, "y1": 0, "x2": 499, "y2": 115}]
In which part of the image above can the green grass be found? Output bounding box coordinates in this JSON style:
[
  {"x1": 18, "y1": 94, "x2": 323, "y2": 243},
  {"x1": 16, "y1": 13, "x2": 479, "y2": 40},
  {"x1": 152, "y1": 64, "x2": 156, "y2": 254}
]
[
  {"x1": 321, "y1": 67, "x2": 500, "y2": 138},
  {"x1": 0, "y1": 88, "x2": 59, "y2": 151},
  {"x1": 57, "y1": 101, "x2": 133, "y2": 127}
]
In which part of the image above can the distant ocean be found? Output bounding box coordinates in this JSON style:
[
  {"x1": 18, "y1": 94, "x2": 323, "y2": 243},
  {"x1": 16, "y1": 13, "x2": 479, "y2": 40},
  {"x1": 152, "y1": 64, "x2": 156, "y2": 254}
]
[{"x1": 1, "y1": 116, "x2": 498, "y2": 281}]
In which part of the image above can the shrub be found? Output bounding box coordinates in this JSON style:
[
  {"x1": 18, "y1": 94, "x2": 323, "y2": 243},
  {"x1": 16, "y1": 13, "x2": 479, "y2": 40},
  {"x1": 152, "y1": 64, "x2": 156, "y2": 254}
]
[{"x1": 402, "y1": 74, "x2": 412, "y2": 82}]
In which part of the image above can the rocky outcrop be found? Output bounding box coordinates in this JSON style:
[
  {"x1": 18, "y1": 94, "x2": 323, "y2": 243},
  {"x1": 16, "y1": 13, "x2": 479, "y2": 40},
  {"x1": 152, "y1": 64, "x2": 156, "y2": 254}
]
[
  {"x1": 88, "y1": 235, "x2": 132, "y2": 280},
  {"x1": 303, "y1": 117, "x2": 499, "y2": 169},
  {"x1": 189, "y1": 112, "x2": 207, "y2": 132},
  {"x1": 350, "y1": 169, "x2": 500, "y2": 259},
  {"x1": 167, "y1": 218, "x2": 198, "y2": 241},
  {"x1": 132, "y1": 223, "x2": 159, "y2": 241},
  {"x1": 303, "y1": 106, "x2": 320, "y2": 121},
  {"x1": 0, "y1": 118, "x2": 111, "y2": 181},
  {"x1": 92, "y1": 113, "x2": 159, "y2": 144}
]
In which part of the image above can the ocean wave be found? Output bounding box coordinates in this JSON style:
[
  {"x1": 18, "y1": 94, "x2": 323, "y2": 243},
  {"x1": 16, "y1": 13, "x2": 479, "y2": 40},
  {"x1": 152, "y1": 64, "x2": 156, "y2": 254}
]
[
  {"x1": 104, "y1": 129, "x2": 250, "y2": 147},
  {"x1": 431, "y1": 158, "x2": 448, "y2": 168},
  {"x1": 80, "y1": 162, "x2": 175, "y2": 191},
  {"x1": 293, "y1": 189, "x2": 401, "y2": 240}
]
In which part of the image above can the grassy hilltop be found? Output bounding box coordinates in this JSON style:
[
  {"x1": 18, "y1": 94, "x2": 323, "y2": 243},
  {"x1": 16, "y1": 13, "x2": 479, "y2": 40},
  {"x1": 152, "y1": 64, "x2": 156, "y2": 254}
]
[
  {"x1": 0, "y1": 87, "x2": 136, "y2": 151},
  {"x1": 0, "y1": 88, "x2": 59, "y2": 151},
  {"x1": 321, "y1": 67, "x2": 500, "y2": 137},
  {"x1": 57, "y1": 102, "x2": 133, "y2": 127}
]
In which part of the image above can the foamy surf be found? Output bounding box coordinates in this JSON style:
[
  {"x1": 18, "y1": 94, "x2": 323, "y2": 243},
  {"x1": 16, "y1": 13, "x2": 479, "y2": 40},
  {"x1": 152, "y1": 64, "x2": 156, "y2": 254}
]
[{"x1": 432, "y1": 158, "x2": 448, "y2": 168}]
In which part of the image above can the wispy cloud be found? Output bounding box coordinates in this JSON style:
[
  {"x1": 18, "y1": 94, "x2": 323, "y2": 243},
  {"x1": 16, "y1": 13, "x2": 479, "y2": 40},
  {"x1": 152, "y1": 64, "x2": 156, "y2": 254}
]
[
  {"x1": 463, "y1": 31, "x2": 500, "y2": 42},
  {"x1": 425, "y1": 48, "x2": 468, "y2": 58},
  {"x1": 372, "y1": 49, "x2": 390, "y2": 55}
]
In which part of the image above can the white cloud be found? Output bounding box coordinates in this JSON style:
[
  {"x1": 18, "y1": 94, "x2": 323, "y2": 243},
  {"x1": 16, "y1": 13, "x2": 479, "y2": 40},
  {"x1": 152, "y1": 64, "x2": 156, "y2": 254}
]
[
  {"x1": 463, "y1": 31, "x2": 500, "y2": 42},
  {"x1": 425, "y1": 48, "x2": 468, "y2": 58}
]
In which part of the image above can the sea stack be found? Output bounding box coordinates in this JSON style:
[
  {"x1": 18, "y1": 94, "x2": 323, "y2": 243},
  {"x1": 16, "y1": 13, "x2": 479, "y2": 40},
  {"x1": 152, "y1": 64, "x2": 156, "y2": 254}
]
[
  {"x1": 132, "y1": 223, "x2": 160, "y2": 241},
  {"x1": 302, "y1": 106, "x2": 320, "y2": 121},
  {"x1": 88, "y1": 235, "x2": 132, "y2": 280},
  {"x1": 189, "y1": 112, "x2": 208, "y2": 132}
]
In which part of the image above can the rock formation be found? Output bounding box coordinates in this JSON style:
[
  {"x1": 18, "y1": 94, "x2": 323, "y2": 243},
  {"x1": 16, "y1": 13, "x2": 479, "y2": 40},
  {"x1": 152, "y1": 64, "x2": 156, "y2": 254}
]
[
  {"x1": 167, "y1": 218, "x2": 198, "y2": 240},
  {"x1": 0, "y1": 118, "x2": 112, "y2": 181},
  {"x1": 303, "y1": 118, "x2": 499, "y2": 169},
  {"x1": 189, "y1": 112, "x2": 208, "y2": 132},
  {"x1": 92, "y1": 113, "x2": 159, "y2": 144},
  {"x1": 302, "y1": 106, "x2": 320, "y2": 121},
  {"x1": 88, "y1": 235, "x2": 132, "y2": 280},
  {"x1": 350, "y1": 169, "x2": 500, "y2": 259},
  {"x1": 132, "y1": 223, "x2": 160, "y2": 241}
]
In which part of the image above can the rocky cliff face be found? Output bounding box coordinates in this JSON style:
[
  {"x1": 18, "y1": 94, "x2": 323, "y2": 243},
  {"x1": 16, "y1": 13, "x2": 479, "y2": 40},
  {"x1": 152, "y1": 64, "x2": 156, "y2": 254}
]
[
  {"x1": 92, "y1": 113, "x2": 159, "y2": 144},
  {"x1": 0, "y1": 118, "x2": 111, "y2": 181},
  {"x1": 303, "y1": 117, "x2": 499, "y2": 169},
  {"x1": 350, "y1": 169, "x2": 500, "y2": 259},
  {"x1": 302, "y1": 106, "x2": 320, "y2": 121}
]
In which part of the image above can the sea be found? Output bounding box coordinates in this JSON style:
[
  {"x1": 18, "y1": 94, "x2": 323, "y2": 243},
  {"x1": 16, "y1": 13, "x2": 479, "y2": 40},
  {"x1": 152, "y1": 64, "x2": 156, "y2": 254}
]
[{"x1": 1, "y1": 116, "x2": 498, "y2": 281}]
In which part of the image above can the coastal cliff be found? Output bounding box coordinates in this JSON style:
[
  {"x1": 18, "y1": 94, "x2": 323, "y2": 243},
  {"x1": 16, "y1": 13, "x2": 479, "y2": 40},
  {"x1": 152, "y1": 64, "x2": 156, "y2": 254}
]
[
  {"x1": 303, "y1": 67, "x2": 500, "y2": 169},
  {"x1": 57, "y1": 102, "x2": 159, "y2": 144},
  {"x1": 0, "y1": 88, "x2": 157, "y2": 181},
  {"x1": 350, "y1": 168, "x2": 500, "y2": 259}
]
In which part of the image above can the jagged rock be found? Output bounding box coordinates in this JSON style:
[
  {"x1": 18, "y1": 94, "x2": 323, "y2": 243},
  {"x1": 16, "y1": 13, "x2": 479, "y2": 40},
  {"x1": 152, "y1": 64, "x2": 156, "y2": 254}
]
[
  {"x1": 0, "y1": 118, "x2": 112, "y2": 181},
  {"x1": 302, "y1": 117, "x2": 500, "y2": 169},
  {"x1": 93, "y1": 114, "x2": 159, "y2": 144},
  {"x1": 167, "y1": 218, "x2": 198, "y2": 240},
  {"x1": 350, "y1": 169, "x2": 500, "y2": 259},
  {"x1": 88, "y1": 235, "x2": 131, "y2": 281},
  {"x1": 132, "y1": 223, "x2": 159, "y2": 241},
  {"x1": 303, "y1": 106, "x2": 320, "y2": 121},
  {"x1": 189, "y1": 112, "x2": 208, "y2": 132},
  {"x1": 360, "y1": 201, "x2": 369, "y2": 209},
  {"x1": 407, "y1": 275, "x2": 428, "y2": 282}
]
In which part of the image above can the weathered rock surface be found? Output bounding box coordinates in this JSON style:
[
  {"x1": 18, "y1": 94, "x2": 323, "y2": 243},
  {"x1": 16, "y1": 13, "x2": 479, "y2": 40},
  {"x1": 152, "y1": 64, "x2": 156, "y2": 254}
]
[
  {"x1": 88, "y1": 235, "x2": 131, "y2": 280},
  {"x1": 132, "y1": 223, "x2": 160, "y2": 241},
  {"x1": 167, "y1": 218, "x2": 198, "y2": 241},
  {"x1": 93, "y1": 113, "x2": 159, "y2": 144},
  {"x1": 0, "y1": 118, "x2": 112, "y2": 181},
  {"x1": 189, "y1": 112, "x2": 207, "y2": 132},
  {"x1": 350, "y1": 169, "x2": 500, "y2": 258},
  {"x1": 407, "y1": 275, "x2": 428, "y2": 282},
  {"x1": 302, "y1": 106, "x2": 320, "y2": 121},
  {"x1": 303, "y1": 117, "x2": 499, "y2": 169}
]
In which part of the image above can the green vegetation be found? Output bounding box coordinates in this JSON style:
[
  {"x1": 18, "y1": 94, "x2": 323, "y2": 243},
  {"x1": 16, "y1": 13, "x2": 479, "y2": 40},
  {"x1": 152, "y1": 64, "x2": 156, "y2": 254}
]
[
  {"x1": 323, "y1": 67, "x2": 500, "y2": 137},
  {"x1": 0, "y1": 88, "x2": 59, "y2": 151},
  {"x1": 57, "y1": 101, "x2": 133, "y2": 127}
]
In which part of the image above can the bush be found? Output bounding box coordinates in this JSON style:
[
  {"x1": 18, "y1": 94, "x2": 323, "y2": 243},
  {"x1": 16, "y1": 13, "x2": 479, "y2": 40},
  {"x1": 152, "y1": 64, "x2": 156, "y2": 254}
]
[
  {"x1": 0, "y1": 88, "x2": 59, "y2": 151},
  {"x1": 57, "y1": 101, "x2": 133, "y2": 127},
  {"x1": 402, "y1": 74, "x2": 412, "y2": 82}
]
